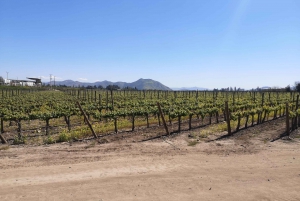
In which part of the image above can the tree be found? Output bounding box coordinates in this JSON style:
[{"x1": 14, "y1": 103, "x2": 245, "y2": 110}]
[
  {"x1": 106, "y1": 85, "x2": 120, "y2": 90},
  {"x1": 0, "y1": 76, "x2": 4, "y2": 85},
  {"x1": 295, "y1": 82, "x2": 300, "y2": 92},
  {"x1": 123, "y1": 86, "x2": 138, "y2": 91},
  {"x1": 285, "y1": 85, "x2": 291, "y2": 92}
]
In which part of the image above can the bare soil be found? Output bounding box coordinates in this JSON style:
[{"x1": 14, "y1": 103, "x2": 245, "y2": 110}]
[{"x1": 1, "y1": 117, "x2": 300, "y2": 201}]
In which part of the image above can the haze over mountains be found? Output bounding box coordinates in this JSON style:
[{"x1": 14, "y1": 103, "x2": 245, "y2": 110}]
[
  {"x1": 171, "y1": 87, "x2": 209, "y2": 91},
  {"x1": 53, "y1": 78, "x2": 173, "y2": 90},
  {"x1": 52, "y1": 78, "x2": 212, "y2": 90},
  {"x1": 39, "y1": 78, "x2": 273, "y2": 91},
  {"x1": 28, "y1": 77, "x2": 272, "y2": 91}
]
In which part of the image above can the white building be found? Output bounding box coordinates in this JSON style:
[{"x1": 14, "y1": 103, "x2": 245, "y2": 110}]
[
  {"x1": 3, "y1": 78, "x2": 41, "y2": 87},
  {"x1": 4, "y1": 79, "x2": 11, "y2": 85}
]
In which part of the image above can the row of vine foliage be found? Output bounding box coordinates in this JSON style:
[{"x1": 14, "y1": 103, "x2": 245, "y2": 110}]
[{"x1": 0, "y1": 90, "x2": 299, "y2": 142}]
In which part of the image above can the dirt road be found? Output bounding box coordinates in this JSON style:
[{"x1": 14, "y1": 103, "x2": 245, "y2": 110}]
[{"x1": 1, "y1": 133, "x2": 300, "y2": 201}]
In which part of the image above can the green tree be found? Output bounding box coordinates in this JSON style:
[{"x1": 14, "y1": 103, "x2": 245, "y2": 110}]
[
  {"x1": 106, "y1": 85, "x2": 120, "y2": 90},
  {"x1": 295, "y1": 82, "x2": 300, "y2": 92},
  {"x1": 0, "y1": 76, "x2": 4, "y2": 85}
]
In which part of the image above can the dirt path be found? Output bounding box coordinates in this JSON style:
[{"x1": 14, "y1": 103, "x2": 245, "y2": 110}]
[
  {"x1": 1, "y1": 137, "x2": 300, "y2": 201},
  {"x1": 1, "y1": 117, "x2": 300, "y2": 201}
]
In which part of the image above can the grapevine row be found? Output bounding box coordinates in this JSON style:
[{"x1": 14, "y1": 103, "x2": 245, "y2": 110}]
[{"x1": 0, "y1": 90, "x2": 299, "y2": 144}]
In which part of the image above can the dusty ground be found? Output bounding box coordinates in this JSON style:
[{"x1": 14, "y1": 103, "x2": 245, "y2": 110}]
[{"x1": 1, "y1": 117, "x2": 300, "y2": 201}]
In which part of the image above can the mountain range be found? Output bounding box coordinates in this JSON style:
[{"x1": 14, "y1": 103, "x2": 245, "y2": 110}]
[
  {"x1": 52, "y1": 78, "x2": 172, "y2": 90},
  {"x1": 171, "y1": 87, "x2": 209, "y2": 91}
]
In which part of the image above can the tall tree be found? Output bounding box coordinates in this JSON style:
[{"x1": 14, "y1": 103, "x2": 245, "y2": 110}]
[
  {"x1": 0, "y1": 76, "x2": 4, "y2": 85},
  {"x1": 295, "y1": 82, "x2": 300, "y2": 92}
]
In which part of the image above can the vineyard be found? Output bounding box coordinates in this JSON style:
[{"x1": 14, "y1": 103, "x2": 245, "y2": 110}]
[{"x1": 0, "y1": 89, "x2": 300, "y2": 145}]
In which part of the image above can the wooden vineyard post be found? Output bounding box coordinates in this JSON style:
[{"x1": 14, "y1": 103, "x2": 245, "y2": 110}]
[
  {"x1": 132, "y1": 115, "x2": 135, "y2": 131},
  {"x1": 0, "y1": 133, "x2": 7, "y2": 144},
  {"x1": 295, "y1": 95, "x2": 299, "y2": 129},
  {"x1": 110, "y1": 90, "x2": 114, "y2": 110},
  {"x1": 225, "y1": 101, "x2": 231, "y2": 135},
  {"x1": 0, "y1": 118, "x2": 7, "y2": 143},
  {"x1": 0, "y1": 118, "x2": 3, "y2": 133},
  {"x1": 157, "y1": 102, "x2": 170, "y2": 136},
  {"x1": 114, "y1": 118, "x2": 118, "y2": 133},
  {"x1": 111, "y1": 90, "x2": 117, "y2": 132},
  {"x1": 76, "y1": 101, "x2": 97, "y2": 139},
  {"x1": 298, "y1": 95, "x2": 300, "y2": 127},
  {"x1": 106, "y1": 91, "x2": 109, "y2": 111},
  {"x1": 157, "y1": 113, "x2": 161, "y2": 126},
  {"x1": 99, "y1": 94, "x2": 102, "y2": 105},
  {"x1": 189, "y1": 114, "x2": 192, "y2": 130},
  {"x1": 286, "y1": 102, "x2": 290, "y2": 136}
]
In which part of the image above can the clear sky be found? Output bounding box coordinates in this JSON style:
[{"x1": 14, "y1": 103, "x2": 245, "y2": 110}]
[{"x1": 0, "y1": 0, "x2": 299, "y2": 89}]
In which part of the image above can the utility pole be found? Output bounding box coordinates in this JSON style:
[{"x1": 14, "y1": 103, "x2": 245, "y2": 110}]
[
  {"x1": 54, "y1": 76, "x2": 55, "y2": 87},
  {"x1": 50, "y1": 74, "x2": 52, "y2": 89}
]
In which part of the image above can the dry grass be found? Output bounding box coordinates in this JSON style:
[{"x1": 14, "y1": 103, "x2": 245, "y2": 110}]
[
  {"x1": 0, "y1": 145, "x2": 10, "y2": 151},
  {"x1": 191, "y1": 121, "x2": 228, "y2": 140},
  {"x1": 1, "y1": 111, "x2": 284, "y2": 146},
  {"x1": 187, "y1": 140, "x2": 199, "y2": 146},
  {"x1": 84, "y1": 141, "x2": 96, "y2": 149}
]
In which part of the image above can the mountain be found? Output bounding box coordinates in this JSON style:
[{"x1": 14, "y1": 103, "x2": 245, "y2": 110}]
[
  {"x1": 261, "y1": 86, "x2": 271, "y2": 89},
  {"x1": 129, "y1": 79, "x2": 172, "y2": 90},
  {"x1": 172, "y1": 87, "x2": 209, "y2": 91},
  {"x1": 52, "y1": 78, "x2": 172, "y2": 90}
]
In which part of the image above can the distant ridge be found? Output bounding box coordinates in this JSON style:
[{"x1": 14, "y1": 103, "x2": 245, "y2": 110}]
[
  {"x1": 52, "y1": 78, "x2": 172, "y2": 91},
  {"x1": 172, "y1": 87, "x2": 209, "y2": 91}
]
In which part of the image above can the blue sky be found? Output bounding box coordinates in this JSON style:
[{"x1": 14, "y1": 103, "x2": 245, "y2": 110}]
[{"x1": 0, "y1": 0, "x2": 299, "y2": 89}]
